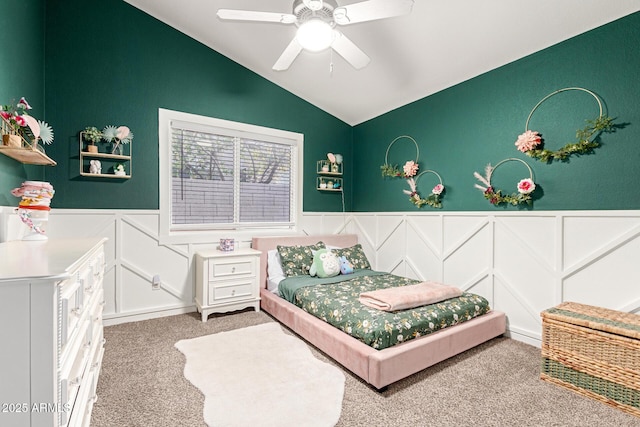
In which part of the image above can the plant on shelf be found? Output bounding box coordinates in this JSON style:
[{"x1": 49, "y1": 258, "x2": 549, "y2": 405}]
[
  {"x1": 0, "y1": 97, "x2": 54, "y2": 149},
  {"x1": 82, "y1": 126, "x2": 103, "y2": 153}
]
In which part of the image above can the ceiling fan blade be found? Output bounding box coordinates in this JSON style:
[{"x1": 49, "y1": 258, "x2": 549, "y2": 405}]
[
  {"x1": 330, "y1": 32, "x2": 371, "y2": 70},
  {"x1": 333, "y1": 0, "x2": 414, "y2": 25},
  {"x1": 217, "y1": 9, "x2": 296, "y2": 24},
  {"x1": 272, "y1": 38, "x2": 304, "y2": 71}
]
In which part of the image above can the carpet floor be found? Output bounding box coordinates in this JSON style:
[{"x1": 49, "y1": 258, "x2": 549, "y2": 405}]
[{"x1": 90, "y1": 309, "x2": 640, "y2": 427}]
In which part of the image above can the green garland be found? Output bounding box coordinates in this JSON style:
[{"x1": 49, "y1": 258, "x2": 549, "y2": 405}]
[
  {"x1": 525, "y1": 115, "x2": 615, "y2": 162},
  {"x1": 410, "y1": 192, "x2": 443, "y2": 208},
  {"x1": 381, "y1": 163, "x2": 407, "y2": 178},
  {"x1": 482, "y1": 187, "x2": 532, "y2": 206}
]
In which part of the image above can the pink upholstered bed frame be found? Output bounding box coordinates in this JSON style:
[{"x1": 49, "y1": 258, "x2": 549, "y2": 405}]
[{"x1": 252, "y1": 234, "x2": 506, "y2": 390}]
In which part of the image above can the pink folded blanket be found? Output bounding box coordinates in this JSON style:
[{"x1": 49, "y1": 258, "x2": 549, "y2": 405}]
[{"x1": 359, "y1": 281, "x2": 463, "y2": 311}]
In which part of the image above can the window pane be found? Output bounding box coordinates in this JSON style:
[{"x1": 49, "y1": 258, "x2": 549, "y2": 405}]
[
  {"x1": 161, "y1": 108, "x2": 301, "y2": 236},
  {"x1": 239, "y1": 139, "x2": 292, "y2": 223},
  {"x1": 171, "y1": 129, "x2": 235, "y2": 225}
]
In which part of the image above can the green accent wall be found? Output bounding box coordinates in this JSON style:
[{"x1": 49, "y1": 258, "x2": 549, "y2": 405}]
[
  {"x1": 0, "y1": 0, "x2": 46, "y2": 206},
  {"x1": 40, "y1": 0, "x2": 351, "y2": 211},
  {"x1": 352, "y1": 12, "x2": 640, "y2": 211},
  {"x1": 1, "y1": 3, "x2": 638, "y2": 213}
]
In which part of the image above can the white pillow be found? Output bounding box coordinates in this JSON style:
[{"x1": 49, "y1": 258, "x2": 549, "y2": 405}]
[{"x1": 267, "y1": 249, "x2": 286, "y2": 292}]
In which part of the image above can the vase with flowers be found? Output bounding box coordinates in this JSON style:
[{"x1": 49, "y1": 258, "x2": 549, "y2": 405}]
[
  {"x1": 0, "y1": 97, "x2": 54, "y2": 150},
  {"x1": 102, "y1": 125, "x2": 133, "y2": 156}
]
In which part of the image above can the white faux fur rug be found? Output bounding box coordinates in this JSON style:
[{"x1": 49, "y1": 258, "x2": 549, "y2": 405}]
[{"x1": 175, "y1": 322, "x2": 345, "y2": 427}]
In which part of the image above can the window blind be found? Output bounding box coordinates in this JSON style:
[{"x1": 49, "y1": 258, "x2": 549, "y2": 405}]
[{"x1": 169, "y1": 121, "x2": 294, "y2": 228}]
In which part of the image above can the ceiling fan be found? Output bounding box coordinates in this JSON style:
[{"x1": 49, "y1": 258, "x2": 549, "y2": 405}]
[{"x1": 217, "y1": 0, "x2": 415, "y2": 71}]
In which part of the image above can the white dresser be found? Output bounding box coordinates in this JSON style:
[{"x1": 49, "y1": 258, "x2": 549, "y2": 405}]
[
  {"x1": 0, "y1": 238, "x2": 107, "y2": 427},
  {"x1": 195, "y1": 248, "x2": 261, "y2": 322}
]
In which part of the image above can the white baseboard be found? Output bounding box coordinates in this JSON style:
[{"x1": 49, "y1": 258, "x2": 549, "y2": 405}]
[{"x1": 103, "y1": 305, "x2": 196, "y2": 326}]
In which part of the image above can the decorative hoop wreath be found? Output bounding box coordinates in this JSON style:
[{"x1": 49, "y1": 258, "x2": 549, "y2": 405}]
[
  {"x1": 474, "y1": 158, "x2": 536, "y2": 206},
  {"x1": 515, "y1": 87, "x2": 615, "y2": 162},
  {"x1": 380, "y1": 135, "x2": 445, "y2": 208}
]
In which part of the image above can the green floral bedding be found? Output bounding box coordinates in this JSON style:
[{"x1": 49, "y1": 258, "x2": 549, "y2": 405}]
[{"x1": 278, "y1": 270, "x2": 491, "y2": 350}]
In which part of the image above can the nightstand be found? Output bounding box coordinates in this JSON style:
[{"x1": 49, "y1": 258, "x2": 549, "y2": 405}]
[{"x1": 195, "y1": 248, "x2": 261, "y2": 322}]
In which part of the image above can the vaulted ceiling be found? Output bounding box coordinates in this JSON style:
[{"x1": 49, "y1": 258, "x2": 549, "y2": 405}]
[{"x1": 124, "y1": 0, "x2": 640, "y2": 125}]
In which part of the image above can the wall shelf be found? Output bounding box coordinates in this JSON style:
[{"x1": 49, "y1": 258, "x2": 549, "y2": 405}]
[
  {"x1": 316, "y1": 159, "x2": 343, "y2": 192},
  {"x1": 0, "y1": 145, "x2": 57, "y2": 165},
  {"x1": 1, "y1": 115, "x2": 57, "y2": 165},
  {"x1": 79, "y1": 131, "x2": 132, "y2": 178}
]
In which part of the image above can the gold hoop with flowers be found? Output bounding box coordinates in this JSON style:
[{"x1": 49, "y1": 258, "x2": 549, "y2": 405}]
[
  {"x1": 404, "y1": 170, "x2": 445, "y2": 208},
  {"x1": 380, "y1": 135, "x2": 420, "y2": 178},
  {"x1": 381, "y1": 135, "x2": 444, "y2": 208},
  {"x1": 474, "y1": 158, "x2": 536, "y2": 206},
  {"x1": 515, "y1": 87, "x2": 615, "y2": 162}
]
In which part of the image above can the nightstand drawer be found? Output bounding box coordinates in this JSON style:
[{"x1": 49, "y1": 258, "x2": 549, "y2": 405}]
[
  {"x1": 209, "y1": 258, "x2": 255, "y2": 279},
  {"x1": 209, "y1": 280, "x2": 254, "y2": 305}
]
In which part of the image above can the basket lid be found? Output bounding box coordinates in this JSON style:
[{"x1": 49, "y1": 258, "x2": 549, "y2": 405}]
[{"x1": 542, "y1": 301, "x2": 640, "y2": 340}]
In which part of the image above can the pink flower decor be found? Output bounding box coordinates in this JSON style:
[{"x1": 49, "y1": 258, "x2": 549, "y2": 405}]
[
  {"x1": 515, "y1": 130, "x2": 542, "y2": 152},
  {"x1": 13, "y1": 115, "x2": 26, "y2": 127},
  {"x1": 403, "y1": 160, "x2": 418, "y2": 177},
  {"x1": 116, "y1": 126, "x2": 130, "y2": 140},
  {"x1": 517, "y1": 178, "x2": 536, "y2": 194},
  {"x1": 17, "y1": 97, "x2": 32, "y2": 110},
  {"x1": 432, "y1": 184, "x2": 444, "y2": 195},
  {"x1": 327, "y1": 152, "x2": 336, "y2": 164}
]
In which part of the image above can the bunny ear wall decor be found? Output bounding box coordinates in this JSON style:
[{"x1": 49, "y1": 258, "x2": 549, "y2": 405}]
[{"x1": 381, "y1": 135, "x2": 445, "y2": 208}]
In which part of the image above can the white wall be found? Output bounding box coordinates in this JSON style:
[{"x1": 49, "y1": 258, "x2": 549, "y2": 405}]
[{"x1": 2, "y1": 207, "x2": 638, "y2": 346}]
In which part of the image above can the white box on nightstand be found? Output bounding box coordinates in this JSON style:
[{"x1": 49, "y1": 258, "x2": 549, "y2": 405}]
[{"x1": 195, "y1": 248, "x2": 261, "y2": 322}]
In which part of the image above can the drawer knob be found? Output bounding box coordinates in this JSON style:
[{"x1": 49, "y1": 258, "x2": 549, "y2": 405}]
[
  {"x1": 231, "y1": 290, "x2": 236, "y2": 296},
  {"x1": 232, "y1": 267, "x2": 236, "y2": 273}
]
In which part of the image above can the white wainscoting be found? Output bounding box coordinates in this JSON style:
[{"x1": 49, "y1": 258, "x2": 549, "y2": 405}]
[{"x1": 2, "y1": 207, "x2": 638, "y2": 347}]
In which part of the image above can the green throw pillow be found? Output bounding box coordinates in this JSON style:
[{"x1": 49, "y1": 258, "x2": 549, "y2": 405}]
[
  {"x1": 277, "y1": 241, "x2": 326, "y2": 277},
  {"x1": 309, "y1": 248, "x2": 340, "y2": 278},
  {"x1": 332, "y1": 244, "x2": 371, "y2": 270}
]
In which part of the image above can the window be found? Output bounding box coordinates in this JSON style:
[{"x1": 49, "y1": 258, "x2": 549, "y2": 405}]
[{"x1": 159, "y1": 109, "x2": 303, "y2": 243}]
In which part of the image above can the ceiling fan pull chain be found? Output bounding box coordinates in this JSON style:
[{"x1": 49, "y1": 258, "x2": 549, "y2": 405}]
[{"x1": 329, "y1": 49, "x2": 334, "y2": 77}]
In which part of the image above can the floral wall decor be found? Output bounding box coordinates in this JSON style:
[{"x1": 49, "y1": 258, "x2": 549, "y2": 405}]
[
  {"x1": 515, "y1": 87, "x2": 616, "y2": 162},
  {"x1": 474, "y1": 158, "x2": 536, "y2": 206},
  {"x1": 381, "y1": 135, "x2": 445, "y2": 208},
  {"x1": 0, "y1": 97, "x2": 54, "y2": 149}
]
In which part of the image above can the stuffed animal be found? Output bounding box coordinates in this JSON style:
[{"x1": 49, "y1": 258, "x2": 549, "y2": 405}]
[
  {"x1": 89, "y1": 160, "x2": 102, "y2": 174},
  {"x1": 309, "y1": 248, "x2": 340, "y2": 278},
  {"x1": 339, "y1": 256, "x2": 354, "y2": 275}
]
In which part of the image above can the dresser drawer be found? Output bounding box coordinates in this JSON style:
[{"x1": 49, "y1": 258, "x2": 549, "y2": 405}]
[
  {"x1": 90, "y1": 248, "x2": 105, "y2": 283},
  {"x1": 64, "y1": 318, "x2": 104, "y2": 427},
  {"x1": 208, "y1": 279, "x2": 255, "y2": 305},
  {"x1": 85, "y1": 288, "x2": 104, "y2": 347},
  {"x1": 79, "y1": 264, "x2": 97, "y2": 307},
  {"x1": 209, "y1": 257, "x2": 255, "y2": 280},
  {"x1": 60, "y1": 318, "x2": 91, "y2": 426},
  {"x1": 60, "y1": 278, "x2": 84, "y2": 349}
]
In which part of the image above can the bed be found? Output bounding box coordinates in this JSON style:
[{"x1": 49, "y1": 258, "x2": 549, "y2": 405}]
[{"x1": 252, "y1": 234, "x2": 506, "y2": 390}]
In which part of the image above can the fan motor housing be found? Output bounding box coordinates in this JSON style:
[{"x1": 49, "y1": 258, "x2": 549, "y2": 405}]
[{"x1": 293, "y1": 0, "x2": 338, "y2": 25}]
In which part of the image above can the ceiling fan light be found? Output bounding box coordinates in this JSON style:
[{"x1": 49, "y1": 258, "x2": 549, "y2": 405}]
[{"x1": 296, "y1": 19, "x2": 334, "y2": 52}]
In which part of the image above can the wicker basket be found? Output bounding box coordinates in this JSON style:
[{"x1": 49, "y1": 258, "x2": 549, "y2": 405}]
[{"x1": 541, "y1": 302, "x2": 640, "y2": 417}]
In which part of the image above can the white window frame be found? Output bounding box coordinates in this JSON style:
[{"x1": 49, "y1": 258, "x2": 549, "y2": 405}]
[{"x1": 158, "y1": 108, "x2": 304, "y2": 245}]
